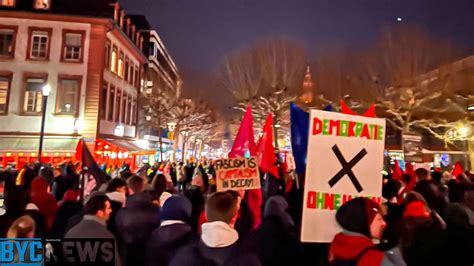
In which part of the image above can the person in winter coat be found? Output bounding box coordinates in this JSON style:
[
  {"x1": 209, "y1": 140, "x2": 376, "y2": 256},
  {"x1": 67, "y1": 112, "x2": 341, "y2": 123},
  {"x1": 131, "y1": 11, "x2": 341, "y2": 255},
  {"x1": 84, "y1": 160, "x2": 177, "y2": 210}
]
[
  {"x1": 30, "y1": 176, "x2": 58, "y2": 230},
  {"x1": 105, "y1": 178, "x2": 127, "y2": 234},
  {"x1": 51, "y1": 190, "x2": 82, "y2": 239},
  {"x1": 146, "y1": 195, "x2": 195, "y2": 266},
  {"x1": 252, "y1": 196, "x2": 301, "y2": 266},
  {"x1": 114, "y1": 175, "x2": 160, "y2": 266},
  {"x1": 329, "y1": 197, "x2": 406, "y2": 266},
  {"x1": 170, "y1": 191, "x2": 261, "y2": 266},
  {"x1": 65, "y1": 195, "x2": 120, "y2": 266}
]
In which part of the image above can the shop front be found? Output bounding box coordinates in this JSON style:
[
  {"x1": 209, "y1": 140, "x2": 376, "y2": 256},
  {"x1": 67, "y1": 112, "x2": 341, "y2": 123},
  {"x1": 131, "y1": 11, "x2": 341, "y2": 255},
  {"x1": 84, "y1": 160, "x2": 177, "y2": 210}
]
[
  {"x1": 94, "y1": 138, "x2": 155, "y2": 171},
  {"x1": 0, "y1": 136, "x2": 80, "y2": 168}
]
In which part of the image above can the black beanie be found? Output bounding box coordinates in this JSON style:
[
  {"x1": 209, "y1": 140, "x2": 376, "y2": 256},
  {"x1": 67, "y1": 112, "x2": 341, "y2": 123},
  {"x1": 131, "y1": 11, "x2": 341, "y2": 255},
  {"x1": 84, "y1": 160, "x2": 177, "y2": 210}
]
[
  {"x1": 335, "y1": 197, "x2": 382, "y2": 238},
  {"x1": 160, "y1": 195, "x2": 192, "y2": 223}
]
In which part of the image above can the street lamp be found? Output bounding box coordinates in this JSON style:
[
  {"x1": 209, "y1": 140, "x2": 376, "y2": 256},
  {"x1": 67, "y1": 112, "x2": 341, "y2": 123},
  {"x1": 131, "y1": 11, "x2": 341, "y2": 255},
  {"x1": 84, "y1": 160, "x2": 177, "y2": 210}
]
[{"x1": 38, "y1": 84, "x2": 51, "y2": 162}]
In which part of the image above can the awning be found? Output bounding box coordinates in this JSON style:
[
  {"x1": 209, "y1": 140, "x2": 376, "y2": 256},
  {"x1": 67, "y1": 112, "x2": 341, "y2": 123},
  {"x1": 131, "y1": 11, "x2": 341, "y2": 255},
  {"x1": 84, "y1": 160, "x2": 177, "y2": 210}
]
[
  {"x1": 101, "y1": 138, "x2": 155, "y2": 154},
  {"x1": 0, "y1": 137, "x2": 80, "y2": 152}
]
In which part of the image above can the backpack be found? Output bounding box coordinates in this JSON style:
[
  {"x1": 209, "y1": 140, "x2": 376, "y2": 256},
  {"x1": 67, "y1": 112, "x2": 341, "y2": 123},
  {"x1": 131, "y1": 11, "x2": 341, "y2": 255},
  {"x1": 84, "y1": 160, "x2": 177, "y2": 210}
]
[{"x1": 331, "y1": 246, "x2": 376, "y2": 266}]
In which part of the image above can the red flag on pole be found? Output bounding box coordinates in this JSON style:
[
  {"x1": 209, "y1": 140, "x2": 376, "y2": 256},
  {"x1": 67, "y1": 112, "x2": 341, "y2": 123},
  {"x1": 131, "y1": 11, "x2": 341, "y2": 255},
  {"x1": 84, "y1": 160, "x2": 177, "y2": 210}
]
[
  {"x1": 392, "y1": 160, "x2": 403, "y2": 181},
  {"x1": 229, "y1": 105, "x2": 257, "y2": 158},
  {"x1": 257, "y1": 113, "x2": 280, "y2": 179},
  {"x1": 340, "y1": 100, "x2": 376, "y2": 118},
  {"x1": 228, "y1": 105, "x2": 262, "y2": 230},
  {"x1": 452, "y1": 162, "x2": 464, "y2": 178}
]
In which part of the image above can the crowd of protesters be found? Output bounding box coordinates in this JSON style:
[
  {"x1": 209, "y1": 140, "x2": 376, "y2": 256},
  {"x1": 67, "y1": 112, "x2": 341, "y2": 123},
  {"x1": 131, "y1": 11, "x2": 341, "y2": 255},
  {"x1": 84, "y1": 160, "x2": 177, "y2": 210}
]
[{"x1": 0, "y1": 159, "x2": 473, "y2": 266}]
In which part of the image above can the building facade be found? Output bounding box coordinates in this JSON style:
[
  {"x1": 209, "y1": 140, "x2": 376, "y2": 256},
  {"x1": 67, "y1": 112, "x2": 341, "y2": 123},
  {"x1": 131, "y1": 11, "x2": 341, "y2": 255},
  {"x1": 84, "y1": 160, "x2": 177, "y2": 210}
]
[{"x1": 0, "y1": 0, "x2": 165, "y2": 169}]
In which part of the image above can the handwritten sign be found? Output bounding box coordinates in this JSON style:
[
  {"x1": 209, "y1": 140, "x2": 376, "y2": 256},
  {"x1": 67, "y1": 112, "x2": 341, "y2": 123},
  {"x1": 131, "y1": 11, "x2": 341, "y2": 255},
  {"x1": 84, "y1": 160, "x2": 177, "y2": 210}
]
[{"x1": 215, "y1": 157, "x2": 261, "y2": 191}]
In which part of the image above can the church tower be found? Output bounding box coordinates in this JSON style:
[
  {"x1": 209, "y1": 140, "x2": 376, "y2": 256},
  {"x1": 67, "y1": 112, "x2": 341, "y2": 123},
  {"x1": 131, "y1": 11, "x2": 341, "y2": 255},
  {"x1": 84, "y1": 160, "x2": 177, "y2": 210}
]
[{"x1": 299, "y1": 66, "x2": 314, "y2": 104}]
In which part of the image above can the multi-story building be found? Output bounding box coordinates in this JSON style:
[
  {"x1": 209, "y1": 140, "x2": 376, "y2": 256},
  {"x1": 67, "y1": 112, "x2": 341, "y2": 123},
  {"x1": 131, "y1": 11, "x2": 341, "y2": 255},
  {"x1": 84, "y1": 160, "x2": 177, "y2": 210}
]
[{"x1": 0, "y1": 0, "x2": 160, "y2": 169}]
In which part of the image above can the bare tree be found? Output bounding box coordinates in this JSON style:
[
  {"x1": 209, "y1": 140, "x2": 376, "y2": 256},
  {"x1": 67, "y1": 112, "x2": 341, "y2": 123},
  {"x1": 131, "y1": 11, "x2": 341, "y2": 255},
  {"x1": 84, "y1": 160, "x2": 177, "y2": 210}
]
[{"x1": 222, "y1": 38, "x2": 306, "y2": 147}]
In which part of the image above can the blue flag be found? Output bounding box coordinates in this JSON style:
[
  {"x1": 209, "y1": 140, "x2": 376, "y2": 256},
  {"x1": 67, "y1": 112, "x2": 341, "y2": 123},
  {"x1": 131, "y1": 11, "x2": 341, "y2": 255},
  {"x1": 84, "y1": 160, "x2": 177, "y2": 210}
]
[{"x1": 290, "y1": 103, "x2": 309, "y2": 174}]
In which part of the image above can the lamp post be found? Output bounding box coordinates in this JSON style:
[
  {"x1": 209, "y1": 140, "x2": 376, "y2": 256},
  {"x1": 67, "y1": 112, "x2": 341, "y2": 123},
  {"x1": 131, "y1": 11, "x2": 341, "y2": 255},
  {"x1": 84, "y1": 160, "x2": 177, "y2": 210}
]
[
  {"x1": 181, "y1": 131, "x2": 188, "y2": 162},
  {"x1": 38, "y1": 84, "x2": 51, "y2": 162}
]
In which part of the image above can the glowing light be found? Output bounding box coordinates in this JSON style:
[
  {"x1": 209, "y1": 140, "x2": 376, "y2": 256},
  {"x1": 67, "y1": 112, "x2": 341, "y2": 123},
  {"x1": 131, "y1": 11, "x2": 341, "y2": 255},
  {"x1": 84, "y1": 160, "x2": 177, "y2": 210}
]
[
  {"x1": 104, "y1": 145, "x2": 109, "y2": 150},
  {"x1": 43, "y1": 153, "x2": 48, "y2": 156},
  {"x1": 66, "y1": 153, "x2": 71, "y2": 156},
  {"x1": 19, "y1": 153, "x2": 24, "y2": 156},
  {"x1": 31, "y1": 153, "x2": 36, "y2": 156},
  {"x1": 54, "y1": 153, "x2": 59, "y2": 156},
  {"x1": 396, "y1": 17, "x2": 403, "y2": 22},
  {"x1": 6, "y1": 152, "x2": 12, "y2": 157}
]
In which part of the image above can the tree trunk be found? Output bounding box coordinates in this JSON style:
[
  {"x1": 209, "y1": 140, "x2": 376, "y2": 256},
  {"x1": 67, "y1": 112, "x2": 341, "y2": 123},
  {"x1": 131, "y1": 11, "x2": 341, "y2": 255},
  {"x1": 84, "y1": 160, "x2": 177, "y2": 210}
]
[
  {"x1": 181, "y1": 134, "x2": 187, "y2": 162},
  {"x1": 172, "y1": 131, "x2": 178, "y2": 162}
]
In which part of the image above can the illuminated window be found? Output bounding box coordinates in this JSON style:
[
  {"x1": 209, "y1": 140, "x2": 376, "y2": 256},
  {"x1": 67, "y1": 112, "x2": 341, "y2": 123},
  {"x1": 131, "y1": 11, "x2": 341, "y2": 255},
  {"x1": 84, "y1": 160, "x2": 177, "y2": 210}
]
[
  {"x1": 118, "y1": 52, "x2": 124, "y2": 78},
  {"x1": 110, "y1": 47, "x2": 117, "y2": 73},
  {"x1": 0, "y1": 76, "x2": 11, "y2": 114},
  {"x1": 34, "y1": 0, "x2": 50, "y2": 10},
  {"x1": 63, "y1": 33, "x2": 82, "y2": 61},
  {"x1": 23, "y1": 77, "x2": 46, "y2": 114},
  {"x1": 0, "y1": 0, "x2": 15, "y2": 7}
]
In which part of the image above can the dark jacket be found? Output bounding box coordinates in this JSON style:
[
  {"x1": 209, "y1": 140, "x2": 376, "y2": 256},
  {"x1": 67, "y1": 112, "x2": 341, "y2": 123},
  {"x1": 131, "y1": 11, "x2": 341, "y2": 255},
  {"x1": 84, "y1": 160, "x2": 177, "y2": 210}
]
[
  {"x1": 51, "y1": 201, "x2": 83, "y2": 238},
  {"x1": 115, "y1": 192, "x2": 160, "y2": 266},
  {"x1": 252, "y1": 196, "x2": 300, "y2": 266},
  {"x1": 170, "y1": 239, "x2": 261, "y2": 266},
  {"x1": 146, "y1": 223, "x2": 195, "y2": 266}
]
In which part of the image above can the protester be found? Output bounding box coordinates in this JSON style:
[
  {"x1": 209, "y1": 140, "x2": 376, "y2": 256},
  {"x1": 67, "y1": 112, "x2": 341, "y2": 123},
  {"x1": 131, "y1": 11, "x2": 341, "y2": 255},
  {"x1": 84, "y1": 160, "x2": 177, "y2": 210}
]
[
  {"x1": 115, "y1": 175, "x2": 160, "y2": 266},
  {"x1": 7, "y1": 215, "x2": 36, "y2": 238},
  {"x1": 30, "y1": 176, "x2": 58, "y2": 230},
  {"x1": 170, "y1": 191, "x2": 261, "y2": 266},
  {"x1": 65, "y1": 194, "x2": 121, "y2": 266},
  {"x1": 329, "y1": 197, "x2": 406, "y2": 266},
  {"x1": 51, "y1": 189, "x2": 82, "y2": 238},
  {"x1": 146, "y1": 195, "x2": 195, "y2": 266},
  {"x1": 253, "y1": 195, "x2": 301, "y2": 266}
]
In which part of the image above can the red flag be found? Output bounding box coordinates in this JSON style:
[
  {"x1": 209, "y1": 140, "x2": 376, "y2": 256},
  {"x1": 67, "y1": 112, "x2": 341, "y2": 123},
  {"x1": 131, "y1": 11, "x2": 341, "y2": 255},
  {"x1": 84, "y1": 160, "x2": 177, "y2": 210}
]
[
  {"x1": 75, "y1": 138, "x2": 83, "y2": 162},
  {"x1": 452, "y1": 162, "x2": 464, "y2": 178},
  {"x1": 228, "y1": 105, "x2": 262, "y2": 230},
  {"x1": 256, "y1": 113, "x2": 280, "y2": 179},
  {"x1": 340, "y1": 100, "x2": 376, "y2": 118},
  {"x1": 392, "y1": 160, "x2": 403, "y2": 181},
  {"x1": 229, "y1": 105, "x2": 257, "y2": 157},
  {"x1": 397, "y1": 163, "x2": 416, "y2": 203}
]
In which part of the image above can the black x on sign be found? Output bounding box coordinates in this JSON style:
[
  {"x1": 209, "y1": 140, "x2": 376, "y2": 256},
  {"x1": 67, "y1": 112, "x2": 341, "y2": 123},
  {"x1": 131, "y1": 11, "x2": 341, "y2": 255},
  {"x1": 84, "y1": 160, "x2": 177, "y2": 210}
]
[{"x1": 328, "y1": 144, "x2": 367, "y2": 193}]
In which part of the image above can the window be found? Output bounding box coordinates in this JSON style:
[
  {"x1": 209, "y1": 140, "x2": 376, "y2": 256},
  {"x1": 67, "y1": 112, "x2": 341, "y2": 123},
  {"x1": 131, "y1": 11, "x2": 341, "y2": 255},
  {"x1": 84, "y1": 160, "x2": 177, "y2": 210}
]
[
  {"x1": 0, "y1": 75, "x2": 11, "y2": 114},
  {"x1": 149, "y1": 43, "x2": 157, "y2": 57},
  {"x1": 115, "y1": 90, "x2": 121, "y2": 122},
  {"x1": 121, "y1": 93, "x2": 127, "y2": 123},
  {"x1": 0, "y1": 0, "x2": 15, "y2": 7},
  {"x1": 105, "y1": 42, "x2": 111, "y2": 69},
  {"x1": 124, "y1": 58, "x2": 129, "y2": 81},
  {"x1": 0, "y1": 27, "x2": 16, "y2": 57},
  {"x1": 134, "y1": 66, "x2": 139, "y2": 88},
  {"x1": 129, "y1": 62, "x2": 134, "y2": 85},
  {"x1": 62, "y1": 31, "x2": 84, "y2": 62},
  {"x1": 126, "y1": 95, "x2": 132, "y2": 124},
  {"x1": 100, "y1": 82, "x2": 108, "y2": 119},
  {"x1": 23, "y1": 77, "x2": 46, "y2": 114},
  {"x1": 34, "y1": 0, "x2": 50, "y2": 10},
  {"x1": 110, "y1": 46, "x2": 117, "y2": 73},
  {"x1": 118, "y1": 52, "x2": 124, "y2": 78},
  {"x1": 108, "y1": 86, "x2": 115, "y2": 121},
  {"x1": 131, "y1": 97, "x2": 136, "y2": 125},
  {"x1": 28, "y1": 28, "x2": 51, "y2": 60},
  {"x1": 56, "y1": 76, "x2": 81, "y2": 116}
]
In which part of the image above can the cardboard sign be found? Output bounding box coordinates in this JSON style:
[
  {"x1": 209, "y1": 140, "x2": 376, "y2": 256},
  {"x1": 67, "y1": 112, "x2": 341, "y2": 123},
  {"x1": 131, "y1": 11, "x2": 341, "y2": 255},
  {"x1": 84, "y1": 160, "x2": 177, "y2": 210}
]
[
  {"x1": 215, "y1": 157, "x2": 261, "y2": 191},
  {"x1": 301, "y1": 110, "x2": 386, "y2": 243}
]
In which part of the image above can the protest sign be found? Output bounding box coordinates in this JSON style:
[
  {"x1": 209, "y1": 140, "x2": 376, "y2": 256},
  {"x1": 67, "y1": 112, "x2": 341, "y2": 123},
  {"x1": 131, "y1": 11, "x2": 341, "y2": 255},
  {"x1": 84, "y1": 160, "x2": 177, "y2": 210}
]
[
  {"x1": 403, "y1": 133, "x2": 423, "y2": 163},
  {"x1": 301, "y1": 110, "x2": 386, "y2": 242},
  {"x1": 215, "y1": 156, "x2": 261, "y2": 191}
]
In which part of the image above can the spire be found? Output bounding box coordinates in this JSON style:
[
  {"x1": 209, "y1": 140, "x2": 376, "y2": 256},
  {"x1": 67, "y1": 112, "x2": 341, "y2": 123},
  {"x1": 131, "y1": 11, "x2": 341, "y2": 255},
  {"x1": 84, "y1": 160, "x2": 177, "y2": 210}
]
[{"x1": 299, "y1": 65, "x2": 314, "y2": 104}]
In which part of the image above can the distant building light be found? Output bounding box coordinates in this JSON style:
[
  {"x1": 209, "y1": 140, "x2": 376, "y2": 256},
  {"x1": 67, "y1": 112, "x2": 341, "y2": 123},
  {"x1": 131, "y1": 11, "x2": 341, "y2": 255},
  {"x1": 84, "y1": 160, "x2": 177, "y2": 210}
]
[
  {"x1": 468, "y1": 105, "x2": 474, "y2": 112},
  {"x1": 114, "y1": 124, "x2": 125, "y2": 137},
  {"x1": 396, "y1": 17, "x2": 403, "y2": 22}
]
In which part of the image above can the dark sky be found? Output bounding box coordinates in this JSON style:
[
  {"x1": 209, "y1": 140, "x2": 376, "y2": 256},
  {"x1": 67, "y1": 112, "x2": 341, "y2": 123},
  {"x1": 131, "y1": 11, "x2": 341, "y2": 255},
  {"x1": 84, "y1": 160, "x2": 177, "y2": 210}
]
[
  {"x1": 120, "y1": 0, "x2": 474, "y2": 113},
  {"x1": 121, "y1": 0, "x2": 473, "y2": 70}
]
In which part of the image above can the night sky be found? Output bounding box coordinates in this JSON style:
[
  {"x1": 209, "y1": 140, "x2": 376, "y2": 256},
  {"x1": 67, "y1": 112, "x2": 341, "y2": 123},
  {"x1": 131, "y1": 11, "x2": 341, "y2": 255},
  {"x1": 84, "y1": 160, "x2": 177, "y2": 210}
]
[{"x1": 120, "y1": 0, "x2": 474, "y2": 112}]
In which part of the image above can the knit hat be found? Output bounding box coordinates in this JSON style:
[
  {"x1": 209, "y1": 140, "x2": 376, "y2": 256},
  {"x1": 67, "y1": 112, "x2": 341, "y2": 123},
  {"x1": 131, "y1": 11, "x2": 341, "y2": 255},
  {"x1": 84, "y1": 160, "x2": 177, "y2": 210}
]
[
  {"x1": 335, "y1": 197, "x2": 382, "y2": 238},
  {"x1": 160, "y1": 195, "x2": 192, "y2": 223},
  {"x1": 403, "y1": 200, "x2": 430, "y2": 218}
]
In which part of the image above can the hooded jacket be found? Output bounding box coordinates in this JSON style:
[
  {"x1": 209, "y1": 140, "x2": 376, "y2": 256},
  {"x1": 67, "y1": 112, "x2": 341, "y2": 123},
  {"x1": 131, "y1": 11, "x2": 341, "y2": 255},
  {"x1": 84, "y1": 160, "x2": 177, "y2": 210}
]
[{"x1": 30, "y1": 177, "x2": 58, "y2": 230}]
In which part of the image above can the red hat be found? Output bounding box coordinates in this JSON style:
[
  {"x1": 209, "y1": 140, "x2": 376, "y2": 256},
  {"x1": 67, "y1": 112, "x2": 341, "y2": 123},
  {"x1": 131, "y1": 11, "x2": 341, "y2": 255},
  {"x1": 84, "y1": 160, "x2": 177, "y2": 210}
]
[{"x1": 403, "y1": 201, "x2": 430, "y2": 218}]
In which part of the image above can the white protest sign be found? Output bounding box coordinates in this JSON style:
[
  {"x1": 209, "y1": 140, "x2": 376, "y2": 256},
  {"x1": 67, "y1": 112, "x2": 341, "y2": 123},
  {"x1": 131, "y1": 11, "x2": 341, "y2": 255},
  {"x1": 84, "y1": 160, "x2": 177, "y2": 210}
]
[
  {"x1": 301, "y1": 110, "x2": 386, "y2": 243},
  {"x1": 215, "y1": 157, "x2": 261, "y2": 191}
]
